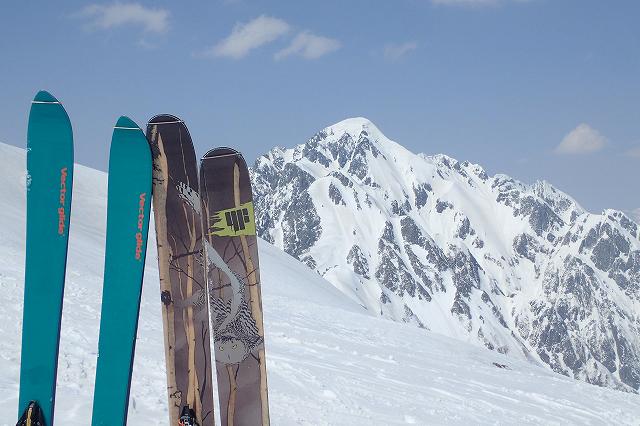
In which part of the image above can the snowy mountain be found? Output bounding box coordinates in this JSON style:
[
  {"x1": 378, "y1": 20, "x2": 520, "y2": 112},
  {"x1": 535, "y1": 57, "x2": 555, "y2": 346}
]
[
  {"x1": 251, "y1": 117, "x2": 640, "y2": 393},
  {"x1": 2, "y1": 142, "x2": 640, "y2": 425}
]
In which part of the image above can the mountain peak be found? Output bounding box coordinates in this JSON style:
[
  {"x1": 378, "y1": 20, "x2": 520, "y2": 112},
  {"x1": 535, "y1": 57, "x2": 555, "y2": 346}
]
[{"x1": 322, "y1": 117, "x2": 380, "y2": 138}]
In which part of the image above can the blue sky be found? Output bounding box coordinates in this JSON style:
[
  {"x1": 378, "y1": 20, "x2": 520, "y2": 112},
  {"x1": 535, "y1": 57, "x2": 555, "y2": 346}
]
[{"x1": 1, "y1": 1, "x2": 638, "y2": 215}]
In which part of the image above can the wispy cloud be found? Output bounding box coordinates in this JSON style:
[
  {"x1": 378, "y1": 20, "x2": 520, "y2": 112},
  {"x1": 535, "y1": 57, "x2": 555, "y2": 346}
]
[
  {"x1": 383, "y1": 42, "x2": 418, "y2": 61},
  {"x1": 626, "y1": 146, "x2": 640, "y2": 158},
  {"x1": 208, "y1": 15, "x2": 290, "y2": 59},
  {"x1": 136, "y1": 38, "x2": 158, "y2": 50},
  {"x1": 555, "y1": 123, "x2": 607, "y2": 155},
  {"x1": 275, "y1": 32, "x2": 341, "y2": 60},
  {"x1": 77, "y1": 3, "x2": 169, "y2": 33}
]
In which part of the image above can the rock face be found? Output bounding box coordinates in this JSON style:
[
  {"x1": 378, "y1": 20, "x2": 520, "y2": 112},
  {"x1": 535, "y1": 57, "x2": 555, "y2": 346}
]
[{"x1": 251, "y1": 117, "x2": 640, "y2": 393}]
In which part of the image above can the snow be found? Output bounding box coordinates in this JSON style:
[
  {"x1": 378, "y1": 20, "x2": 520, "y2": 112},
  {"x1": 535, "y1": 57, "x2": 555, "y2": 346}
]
[{"x1": 1, "y1": 142, "x2": 639, "y2": 425}]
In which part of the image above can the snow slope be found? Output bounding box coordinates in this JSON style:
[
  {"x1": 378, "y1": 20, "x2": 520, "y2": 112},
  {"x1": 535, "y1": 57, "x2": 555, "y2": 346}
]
[{"x1": 1, "y1": 142, "x2": 639, "y2": 425}]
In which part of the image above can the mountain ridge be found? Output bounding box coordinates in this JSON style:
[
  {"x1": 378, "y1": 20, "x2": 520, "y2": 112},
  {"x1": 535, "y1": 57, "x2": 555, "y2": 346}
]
[{"x1": 251, "y1": 117, "x2": 640, "y2": 393}]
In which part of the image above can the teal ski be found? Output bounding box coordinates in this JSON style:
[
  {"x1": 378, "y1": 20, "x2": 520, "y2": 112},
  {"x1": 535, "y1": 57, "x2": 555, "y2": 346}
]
[
  {"x1": 91, "y1": 117, "x2": 152, "y2": 425},
  {"x1": 18, "y1": 90, "x2": 73, "y2": 425}
]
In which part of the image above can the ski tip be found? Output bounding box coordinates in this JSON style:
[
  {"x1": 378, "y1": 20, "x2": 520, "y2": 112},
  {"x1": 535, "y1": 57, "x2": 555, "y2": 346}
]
[
  {"x1": 202, "y1": 147, "x2": 242, "y2": 160},
  {"x1": 32, "y1": 90, "x2": 60, "y2": 104},
  {"x1": 148, "y1": 114, "x2": 184, "y2": 125},
  {"x1": 114, "y1": 116, "x2": 142, "y2": 131}
]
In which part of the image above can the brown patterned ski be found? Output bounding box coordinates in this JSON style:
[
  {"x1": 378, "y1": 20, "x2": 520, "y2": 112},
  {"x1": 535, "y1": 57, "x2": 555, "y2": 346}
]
[
  {"x1": 147, "y1": 115, "x2": 215, "y2": 425},
  {"x1": 200, "y1": 147, "x2": 270, "y2": 426}
]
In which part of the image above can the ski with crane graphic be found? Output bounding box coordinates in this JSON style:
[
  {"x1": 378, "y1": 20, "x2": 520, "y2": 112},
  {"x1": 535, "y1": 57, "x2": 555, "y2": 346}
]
[{"x1": 200, "y1": 147, "x2": 270, "y2": 426}]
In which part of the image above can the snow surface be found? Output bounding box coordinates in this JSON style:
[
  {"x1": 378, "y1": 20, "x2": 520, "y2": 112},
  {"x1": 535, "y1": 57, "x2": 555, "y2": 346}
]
[{"x1": 1, "y1": 142, "x2": 639, "y2": 425}]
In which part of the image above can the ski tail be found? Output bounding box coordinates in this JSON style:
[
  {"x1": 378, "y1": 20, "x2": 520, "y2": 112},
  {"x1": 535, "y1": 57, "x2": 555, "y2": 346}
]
[{"x1": 19, "y1": 91, "x2": 73, "y2": 425}]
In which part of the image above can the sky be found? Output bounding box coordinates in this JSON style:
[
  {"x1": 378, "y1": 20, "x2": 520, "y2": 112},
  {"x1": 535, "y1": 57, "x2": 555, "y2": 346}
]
[{"x1": 0, "y1": 0, "x2": 638, "y2": 215}]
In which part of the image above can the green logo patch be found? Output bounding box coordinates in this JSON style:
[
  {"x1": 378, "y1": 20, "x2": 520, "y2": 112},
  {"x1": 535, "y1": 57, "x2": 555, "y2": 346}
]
[{"x1": 208, "y1": 201, "x2": 256, "y2": 236}]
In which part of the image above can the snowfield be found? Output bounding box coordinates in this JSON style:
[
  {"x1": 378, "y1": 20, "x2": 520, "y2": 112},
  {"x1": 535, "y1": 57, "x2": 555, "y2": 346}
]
[{"x1": 0, "y1": 142, "x2": 638, "y2": 425}]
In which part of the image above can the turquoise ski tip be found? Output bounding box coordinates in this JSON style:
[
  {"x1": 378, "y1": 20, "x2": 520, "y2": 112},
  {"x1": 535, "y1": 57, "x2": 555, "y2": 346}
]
[
  {"x1": 32, "y1": 90, "x2": 59, "y2": 103},
  {"x1": 114, "y1": 115, "x2": 142, "y2": 130}
]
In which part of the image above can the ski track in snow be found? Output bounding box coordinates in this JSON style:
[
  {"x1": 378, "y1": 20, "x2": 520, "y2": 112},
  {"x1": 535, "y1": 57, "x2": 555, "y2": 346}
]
[{"x1": 1, "y1": 143, "x2": 639, "y2": 425}]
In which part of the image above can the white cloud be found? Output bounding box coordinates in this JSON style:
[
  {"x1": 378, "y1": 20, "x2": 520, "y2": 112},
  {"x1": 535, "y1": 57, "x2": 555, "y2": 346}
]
[
  {"x1": 383, "y1": 42, "x2": 418, "y2": 61},
  {"x1": 204, "y1": 16, "x2": 339, "y2": 60},
  {"x1": 209, "y1": 15, "x2": 290, "y2": 59},
  {"x1": 78, "y1": 3, "x2": 169, "y2": 33},
  {"x1": 555, "y1": 123, "x2": 607, "y2": 155},
  {"x1": 275, "y1": 32, "x2": 341, "y2": 60},
  {"x1": 626, "y1": 146, "x2": 640, "y2": 158}
]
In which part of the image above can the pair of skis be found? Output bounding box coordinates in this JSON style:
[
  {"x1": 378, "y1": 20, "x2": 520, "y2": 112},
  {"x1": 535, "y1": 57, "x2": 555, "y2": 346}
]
[
  {"x1": 148, "y1": 116, "x2": 270, "y2": 426},
  {"x1": 18, "y1": 95, "x2": 269, "y2": 425},
  {"x1": 18, "y1": 91, "x2": 152, "y2": 425}
]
